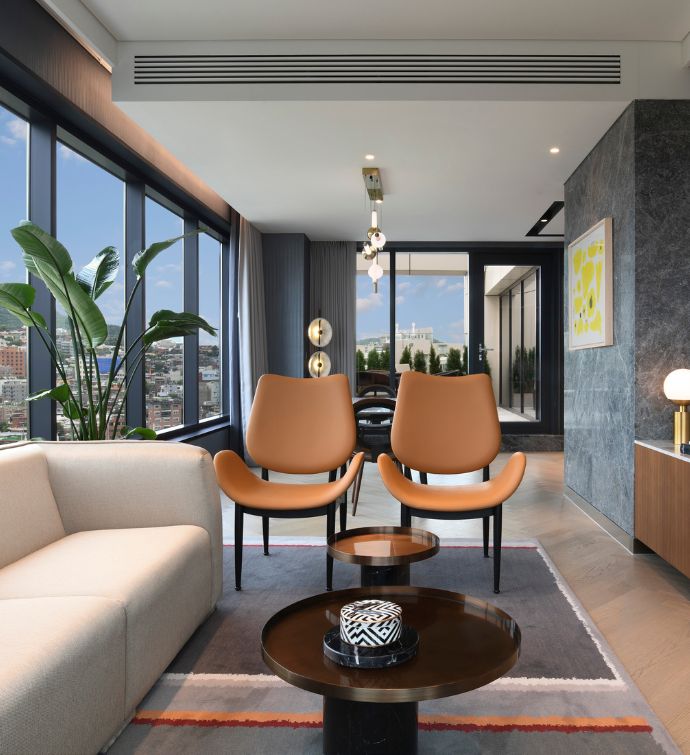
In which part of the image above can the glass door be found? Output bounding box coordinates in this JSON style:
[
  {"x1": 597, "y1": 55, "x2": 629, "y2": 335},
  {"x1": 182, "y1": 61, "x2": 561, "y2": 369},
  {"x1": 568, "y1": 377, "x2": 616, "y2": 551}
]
[{"x1": 469, "y1": 250, "x2": 562, "y2": 435}]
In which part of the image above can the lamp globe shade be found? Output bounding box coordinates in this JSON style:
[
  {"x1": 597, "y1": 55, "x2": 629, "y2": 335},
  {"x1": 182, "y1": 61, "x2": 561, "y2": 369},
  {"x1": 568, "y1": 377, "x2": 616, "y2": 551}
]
[
  {"x1": 308, "y1": 351, "x2": 331, "y2": 378},
  {"x1": 307, "y1": 317, "x2": 333, "y2": 347},
  {"x1": 663, "y1": 369, "x2": 690, "y2": 404}
]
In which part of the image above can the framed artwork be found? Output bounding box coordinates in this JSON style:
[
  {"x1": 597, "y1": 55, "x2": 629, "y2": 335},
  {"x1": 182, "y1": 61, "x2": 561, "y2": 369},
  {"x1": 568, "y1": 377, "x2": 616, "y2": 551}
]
[{"x1": 568, "y1": 217, "x2": 613, "y2": 350}]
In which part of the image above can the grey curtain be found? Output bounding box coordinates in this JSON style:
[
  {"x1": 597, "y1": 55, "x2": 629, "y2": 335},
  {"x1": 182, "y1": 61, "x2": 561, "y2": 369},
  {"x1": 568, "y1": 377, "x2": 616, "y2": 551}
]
[
  {"x1": 238, "y1": 217, "x2": 268, "y2": 452},
  {"x1": 310, "y1": 241, "x2": 356, "y2": 393}
]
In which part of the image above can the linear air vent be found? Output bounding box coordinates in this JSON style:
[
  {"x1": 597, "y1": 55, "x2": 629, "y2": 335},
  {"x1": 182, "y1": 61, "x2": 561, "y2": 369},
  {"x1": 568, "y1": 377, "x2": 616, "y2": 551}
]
[{"x1": 132, "y1": 54, "x2": 621, "y2": 86}]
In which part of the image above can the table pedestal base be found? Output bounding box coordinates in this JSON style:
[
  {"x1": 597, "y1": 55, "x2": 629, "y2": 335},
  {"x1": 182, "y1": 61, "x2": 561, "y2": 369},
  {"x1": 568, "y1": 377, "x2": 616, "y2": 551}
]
[
  {"x1": 360, "y1": 564, "x2": 410, "y2": 586},
  {"x1": 322, "y1": 697, "x2": 418, "y2": 755}
]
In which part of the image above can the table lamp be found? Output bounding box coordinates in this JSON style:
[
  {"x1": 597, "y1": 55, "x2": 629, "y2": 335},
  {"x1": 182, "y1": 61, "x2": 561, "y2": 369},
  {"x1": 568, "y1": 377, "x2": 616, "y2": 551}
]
[{"x1": 663, "y1": 369, "x2": 690, "y2": 445}]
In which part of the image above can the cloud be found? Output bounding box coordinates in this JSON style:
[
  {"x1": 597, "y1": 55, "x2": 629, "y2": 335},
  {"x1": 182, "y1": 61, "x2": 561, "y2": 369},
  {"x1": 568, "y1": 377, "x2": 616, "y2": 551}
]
[
  {"x1": 397, "y1": 281, "x2": 411, "y2": 291},
  {"x1": 57, "y1": 143, "x2": 87, "y2": 163},
  {"x1": 435, "y1": 279, "x2": 448, "y2": 288},
  {"x1": 445, "y1": 281, "x2": 464, "y2": 292},
  {"x1": 395, "y1": 295, "x2": 405, "y2": 305},
  {"x1": 157, "y1": 263, "x2": 182, "y2": 272},
  {"x1": 154, "y1": 279, "x2": 173, "y2": 288},
  {"x1": 0, "y1": 261, "x2": 16, "y2": 272},
  {"x1": 0, "y1": 117, "x2": 27, "y2": 146},
  {"x1": 356, "y1": 294, "x2": 383, "y2": 313}
]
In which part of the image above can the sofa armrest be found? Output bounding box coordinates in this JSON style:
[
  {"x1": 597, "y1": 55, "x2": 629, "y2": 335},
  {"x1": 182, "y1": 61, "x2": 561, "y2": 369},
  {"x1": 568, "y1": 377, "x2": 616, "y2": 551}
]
[{"x1": 38, "y1": 441, "x2": 222, "y2": 606}]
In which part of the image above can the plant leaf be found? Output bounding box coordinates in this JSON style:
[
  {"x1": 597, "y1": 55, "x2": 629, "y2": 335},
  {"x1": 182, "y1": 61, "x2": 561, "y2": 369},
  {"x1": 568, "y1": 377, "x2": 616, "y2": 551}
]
[
  {"x1": 0, "y1": 283, "x2": 39, "y2": 327},
  {"x1": 28, "y1": 384, "x2": 70, "y2": 403},
  {"x1": 62, "y1": 397, "x2": 85, "y2": 420},
  {"x1": 30, "y1": 257, "x2": 108, "y2": 348},
  {"x1": 11, "y1": 222, "x2": 73, "y2": 276},
  {"x1": 122, "y1": 426, "x2": 157, "y2": 440},
  {"x1": 132, "y1": 234, "x2": 186, "y2": 279},
  {"x1": 76, "y1": 246, "x2": 120, "y2": 300},
  {"x1": 144, "y1": 310, "x2": 216, "y2": 346}
]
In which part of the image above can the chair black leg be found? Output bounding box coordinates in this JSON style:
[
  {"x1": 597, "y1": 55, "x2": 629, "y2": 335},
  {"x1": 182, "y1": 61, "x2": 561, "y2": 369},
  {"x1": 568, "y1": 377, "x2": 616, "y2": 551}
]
[
  {"x1": 420, "y1": 472, "x2": 428, "y2": 485},
  {"x1": 326, "y1": 502, "x2": 336, "y2": 591},
  {"x1": 340, "y1": 496, "x2": 348, "y2": 532},
  {"x1": 483, "y1": 516, "x2": 490, "y2": 558},
  {"x1": 339, "y1": 464, "x2": 348, "y2": 531},
  {"x1": 235, "y1": 504, "x2": 244, "y2": 591},
  {"x1": 262, "y1": 516, "x2": 269, "y2": 556},
  {"x1": 400, "y1": 504, "x2": 412, "y2": 528},
  {"x1": 493, "y1": 506, "x2": 503, "y2": 594},
  {"x1": 351, "y1": 464, "x2": 363, "y2": 516}
]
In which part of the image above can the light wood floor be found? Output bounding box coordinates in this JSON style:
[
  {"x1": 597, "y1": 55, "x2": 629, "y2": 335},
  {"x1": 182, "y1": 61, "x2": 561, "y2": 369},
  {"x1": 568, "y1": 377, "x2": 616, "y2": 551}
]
[{"x1": 221, "y1": 453, "x2": 690, "y2": 752}]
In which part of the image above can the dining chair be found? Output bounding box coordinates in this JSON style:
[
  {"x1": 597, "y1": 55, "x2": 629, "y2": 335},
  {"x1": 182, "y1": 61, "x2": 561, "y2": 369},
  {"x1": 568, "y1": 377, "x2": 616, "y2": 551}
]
[
  {"x1": 350, "y1": 396, "x2": 398, "y2": 515},
  {"x1": 377, "y1": 371, "x2": 526, "y2": 593},
  {"x1": 214, "y1": 374, "x2": 364, "y2": 591}
]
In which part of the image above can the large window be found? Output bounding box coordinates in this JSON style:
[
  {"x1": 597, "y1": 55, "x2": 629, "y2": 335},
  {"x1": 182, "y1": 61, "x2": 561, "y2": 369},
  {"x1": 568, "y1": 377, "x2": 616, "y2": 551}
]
[
  {"x1": 56, "y1": 141, "x2": 124, "y2": 439},
  {"x1": 395, "y1": 252, "x2": 468, "y2": 376},
  {"x1": 0, "y1": 84, "x2": 234, "y2": 444},
  {"x1": 0, "y1": 105, "x2": 28, "y2": 444},
  {"x1": 198, "y1": 232, "x2": 221, "y2": 419},
  {"x1": 144, "y1": 197, "x2": 184, "y2": 431}
]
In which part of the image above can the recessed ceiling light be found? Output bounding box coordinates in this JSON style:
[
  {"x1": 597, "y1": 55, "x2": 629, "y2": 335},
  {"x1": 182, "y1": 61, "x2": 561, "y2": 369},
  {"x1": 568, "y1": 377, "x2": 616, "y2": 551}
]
[
  {"x1": 549, "y1": 147, "x2": 560, "y2": 154},
  {"x1": 375, "y1": 198, "x2": 383, "y2": 204},
  {"x1": 365, "y1": 153, "x2": 375, "y2": 161},
  {"x1": 540, "y1": 218, "x2": 548, "y2": 223}
]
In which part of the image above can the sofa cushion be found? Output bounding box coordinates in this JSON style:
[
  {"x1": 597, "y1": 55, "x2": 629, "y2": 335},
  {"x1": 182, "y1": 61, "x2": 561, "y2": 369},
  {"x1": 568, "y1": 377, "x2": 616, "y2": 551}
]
[
  {"x1": 0, "y1": 444, "x2": 66, "y2": 569},
  {"x1": 0, "y1": 525, "x2": 212, "y2": 711},
  {"x1": 0, "y1": 596, "x2": 126, "y2": 755}
]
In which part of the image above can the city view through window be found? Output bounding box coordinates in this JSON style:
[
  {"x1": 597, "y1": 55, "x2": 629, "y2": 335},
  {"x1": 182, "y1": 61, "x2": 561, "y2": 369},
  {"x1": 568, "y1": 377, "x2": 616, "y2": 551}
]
[
  {"x1": 198, "y1": 232, "x2": 221, "y2": 419},
  {"x1": 55, "y1": 142, "x2": 125, "y2": 439},
  {"x1": 0, "y1": 105, "x2": 28, "y2": 444},
  {"x1": 356, "y1": 252, "x2": 469, "y2": 394},
  {"x1": 145, "y1": 198, "x2": 185, "y2": 432}
]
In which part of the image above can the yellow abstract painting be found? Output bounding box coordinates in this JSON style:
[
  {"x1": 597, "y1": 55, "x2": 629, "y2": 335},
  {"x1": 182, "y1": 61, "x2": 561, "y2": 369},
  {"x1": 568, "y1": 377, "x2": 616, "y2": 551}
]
[{"x1": 568, "y1": 218, "x2": 613, "y2": 349}]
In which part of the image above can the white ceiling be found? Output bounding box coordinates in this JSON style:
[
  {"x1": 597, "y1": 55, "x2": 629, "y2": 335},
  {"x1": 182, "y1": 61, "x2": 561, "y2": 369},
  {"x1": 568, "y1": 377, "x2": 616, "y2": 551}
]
[
  {"x1": 119, "y1": 98, "x2": 627, "y2": 241},
  {"x1": 83, "y1": 0, "x2": 690, "y2": 43}
]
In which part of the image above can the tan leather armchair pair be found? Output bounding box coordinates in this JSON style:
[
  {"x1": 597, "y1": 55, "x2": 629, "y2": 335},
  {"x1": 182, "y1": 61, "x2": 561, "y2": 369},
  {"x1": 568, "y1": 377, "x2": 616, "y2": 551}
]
[{"x1": 215, "y1": 371, "x2": 525, "y2": 593}]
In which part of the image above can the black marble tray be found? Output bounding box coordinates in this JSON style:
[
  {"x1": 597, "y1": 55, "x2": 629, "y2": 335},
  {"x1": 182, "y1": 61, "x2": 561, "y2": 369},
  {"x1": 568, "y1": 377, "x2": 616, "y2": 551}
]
[{"x1": 323, "y1": 625, "x2": 419, "y2": 669}]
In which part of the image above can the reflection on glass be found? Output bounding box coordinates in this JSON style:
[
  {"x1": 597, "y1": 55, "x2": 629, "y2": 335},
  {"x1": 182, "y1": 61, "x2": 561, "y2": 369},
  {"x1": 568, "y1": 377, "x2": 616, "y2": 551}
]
[
  {"x1": 0, "y1": 106, "x2": 28, "y2": 444},
  {"x1": 198, "y1": 233, "x2": 221, "y2": 419},
  {"x1": 145, "y1": 198, "x2": 184, "y2": 431},
  {"x1": 484, "y1": 265, "x2": 540, "y2": 422},
  {"x1": 56, "y1": 142, "x2": 125, "y2": 439}
]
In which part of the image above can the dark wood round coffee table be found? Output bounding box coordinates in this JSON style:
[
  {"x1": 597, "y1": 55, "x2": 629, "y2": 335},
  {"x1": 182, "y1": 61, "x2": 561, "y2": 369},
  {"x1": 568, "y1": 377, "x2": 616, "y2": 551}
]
[
  {"x1": 261, "y1": 585, "x2": 520, "y2": 755},
  {"x1": 327, "y1": 526, "x2": 440, "y2": 586}
]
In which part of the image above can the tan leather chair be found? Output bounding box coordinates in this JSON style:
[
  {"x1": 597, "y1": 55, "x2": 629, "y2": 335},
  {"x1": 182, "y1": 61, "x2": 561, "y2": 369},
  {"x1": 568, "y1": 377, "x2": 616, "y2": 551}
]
[
  {"x1": 377, "y1": 371, "x2": 526, "y2": 593},
  {"x1": 214, "y1": 374, "x2": 364, "y2": 591}
]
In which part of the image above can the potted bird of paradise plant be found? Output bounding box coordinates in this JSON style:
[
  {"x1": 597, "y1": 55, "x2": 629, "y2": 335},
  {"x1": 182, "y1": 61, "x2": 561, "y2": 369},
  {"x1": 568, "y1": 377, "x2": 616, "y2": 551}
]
[{"x1": 0, "y1": 221, "x2": 215, "y2": 440}]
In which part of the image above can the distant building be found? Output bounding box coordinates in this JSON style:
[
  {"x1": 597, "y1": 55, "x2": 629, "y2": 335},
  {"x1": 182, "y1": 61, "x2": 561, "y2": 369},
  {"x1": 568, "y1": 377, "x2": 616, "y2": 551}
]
[
  {"x1": 0, "y1": 379, "x2": 27, "y2": 404},
  {"x1": 0, "y1": 347, "x2": 26, "y2": 378}
]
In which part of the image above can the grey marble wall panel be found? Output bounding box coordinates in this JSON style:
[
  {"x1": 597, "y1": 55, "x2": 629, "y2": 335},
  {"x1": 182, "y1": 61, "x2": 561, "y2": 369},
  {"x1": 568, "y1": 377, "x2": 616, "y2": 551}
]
[
  {"x1": 262, "y1": 234, "x2": 310, "y2": 377},
  {"x1": 564, "y1": 105, "x2": 636, "y2": 535},
  {"x1": 634, "y1": 101, "x2": 690, "y2": 441}
]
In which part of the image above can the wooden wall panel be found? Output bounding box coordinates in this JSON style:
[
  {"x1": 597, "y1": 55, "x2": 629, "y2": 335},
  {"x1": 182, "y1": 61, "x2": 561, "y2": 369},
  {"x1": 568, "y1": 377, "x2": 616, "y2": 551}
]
[{"x1": 635, "y1": 445, "x2": 690, "y2": 578}]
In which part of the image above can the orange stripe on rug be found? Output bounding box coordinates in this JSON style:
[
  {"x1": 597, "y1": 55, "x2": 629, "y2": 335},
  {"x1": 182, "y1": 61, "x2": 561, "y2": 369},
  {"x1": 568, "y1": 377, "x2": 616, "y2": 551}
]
[
  {"x1": 133, "y1": 711, "x2": 322, "y2": 728},
  {"x1": 133, "y1": 711, "x2": 652, "y2": 734},
  {"x1": 418, "y1": 714, "x2": 652, "y2": 733}
]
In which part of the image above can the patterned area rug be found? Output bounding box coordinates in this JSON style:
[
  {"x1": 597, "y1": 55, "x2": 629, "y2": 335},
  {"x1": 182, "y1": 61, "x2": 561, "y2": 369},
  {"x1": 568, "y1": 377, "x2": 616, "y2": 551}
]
[{"x1": 111, "y1": 540, "x2": 678, "y2": 754}]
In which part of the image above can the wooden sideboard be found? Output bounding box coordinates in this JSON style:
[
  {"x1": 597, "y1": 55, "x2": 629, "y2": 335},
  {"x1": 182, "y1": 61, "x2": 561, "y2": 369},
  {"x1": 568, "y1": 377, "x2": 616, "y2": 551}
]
[{"x1": 635, "y1": 441, "x2": 690, "y2": 579}]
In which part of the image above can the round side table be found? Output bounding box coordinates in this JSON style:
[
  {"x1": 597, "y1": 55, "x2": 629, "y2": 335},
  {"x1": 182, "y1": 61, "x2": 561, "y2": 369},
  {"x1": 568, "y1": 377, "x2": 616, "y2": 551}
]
[
  {"x1": 327, "y1": 526, "x2": 440, "y2": 586},
  {"x1": 262, "y1": 585, "x2": 521, "y2": 755}
]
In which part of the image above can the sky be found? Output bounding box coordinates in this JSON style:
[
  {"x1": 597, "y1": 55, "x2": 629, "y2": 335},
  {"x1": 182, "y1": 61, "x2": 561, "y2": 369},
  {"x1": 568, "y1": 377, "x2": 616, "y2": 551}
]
[
  {"x1": 0, "y1": 103, "x2": 220, "y2": 345},
  {"x1": 356, "y1": 270, "x2": 466, "y2": 345}
]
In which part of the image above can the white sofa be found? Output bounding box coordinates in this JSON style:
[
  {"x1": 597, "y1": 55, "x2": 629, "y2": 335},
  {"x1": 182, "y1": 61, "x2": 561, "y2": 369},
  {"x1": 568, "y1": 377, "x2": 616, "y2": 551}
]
[{"x1": 0, "y1": 440, "x2": 222, "y2": 755}]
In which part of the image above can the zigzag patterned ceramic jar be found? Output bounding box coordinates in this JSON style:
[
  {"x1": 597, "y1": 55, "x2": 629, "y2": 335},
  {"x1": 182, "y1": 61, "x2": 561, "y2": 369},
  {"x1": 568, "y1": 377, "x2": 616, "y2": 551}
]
[{"x1": 339, "y1": 600, "x2": 402, "y2": 647}]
